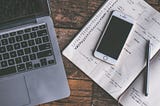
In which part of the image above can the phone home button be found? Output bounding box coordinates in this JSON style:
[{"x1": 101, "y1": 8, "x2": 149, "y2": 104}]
[{"x1": 103, "y1": 56, "x2": 108, "y2": 60}]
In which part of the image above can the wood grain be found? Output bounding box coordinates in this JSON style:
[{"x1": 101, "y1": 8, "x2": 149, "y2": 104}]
[{"x1": 50, "y1": 0, "x2": 105, "y2": 29}]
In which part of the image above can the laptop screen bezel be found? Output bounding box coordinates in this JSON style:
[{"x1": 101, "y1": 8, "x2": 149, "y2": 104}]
[{"x1": 0, "y1": 0, "x2": 51, "y2": 25}]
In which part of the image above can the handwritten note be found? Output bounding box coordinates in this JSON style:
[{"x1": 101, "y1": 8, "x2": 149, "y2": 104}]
[{"x1": 63, "y1": 0, "x2": 160, "y2": 102}]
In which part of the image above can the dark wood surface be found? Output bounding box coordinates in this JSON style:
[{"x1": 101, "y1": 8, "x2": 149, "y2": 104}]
[{"x1": 39, "y1": 0, "x2": 160, "y2": 106}]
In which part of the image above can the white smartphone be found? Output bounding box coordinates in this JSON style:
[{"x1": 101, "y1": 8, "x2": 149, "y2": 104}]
[{"x1": 94, "y1": 11, "x2": 134, "y2": 65}]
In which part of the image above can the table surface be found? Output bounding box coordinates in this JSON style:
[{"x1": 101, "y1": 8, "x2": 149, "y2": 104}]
[{"x1": 37, "y1": 0, "x2": 160, "y2": 106}]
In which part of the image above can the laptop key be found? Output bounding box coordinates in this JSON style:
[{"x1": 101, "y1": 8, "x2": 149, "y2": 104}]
[
  {"x1": 0, "y1": 55, "x2": 2, "y2": 60},
  {"x1": 16, "y1": 36, "x2": 23, "y2": 42},
  {"x1": 0, "y1": 66, "x2": 16, "y2": 76},
  {"x1": 17, "y1": 64, "x2": 26, "y2": 72},
  {"x1": 17, "y1": 30, "x2": 24, "y2": 35},
  {"x1": 48, "y1": 60, "x2": 55, "y2": 64},
  {"x1": 1, "y1": 61, "x2": 8, "y2": 67},
  {"x1": 8, "y1": 59, "x2": 15, "y2": 65},
  {"x1": 24, "y1": 28, "x2": 31, "y2": 33},
  {"x1": 23, "y1": 34, "x2": 30, "y2": 40},
  {"x1": 3, "y1": 53, "x2": 10, "y2": 60},
  {"x1": 10, "y1": 51, "x2": 17, "y2": 58},
  {"x1": 7, "y1": 45, "x2": 14, "y2": 51},
  {"x1": 0, "y1": 47, "x2": 6, "y2": 53},
  {"x1": 40, "y1": 58, "x2": 47, "y2": 66},
  {"x1": 14, "y1": 43, "x2": 21, "y2": 50},
  {"x1": 39, "y1": 43, "x2": 51, "y2": 51},
  {"x1": 35, "y1": 38, "x2": 42, "y2": 44},
  {"x1": 15, "y1": 57, "x2": 22, "y2": 64},
  {"x1": 37, "y1": 29, "x2": 48, "y2": 36},
  {"x1": 34, "y1": 63, "x2": 40, "y2": 68},
  {"x1": 37, "y1": 50, "x2": 52, "y2": 58},
  {"x1": 21, "y1": 41, "x2": 28, "y2": 48},
  {"x1": 8, "y1": 37, "x2": 16, "y2": 43},
  {"x1": 24, "y1": 48, "x2": 31, "y2": 54},
  {"x1": 10, "y1": 32, "x2": 16, "y2": 36},
  {"x1": 26, "y1": 62, "x2": 33, "y2": 69},
  {"x1": 31, "y1": 46, "x2": 38, "y2": 52},
  {"x1": 30, "y1": 54, "x2": 36, "y2": 60},
  {"x1": 30, "y1": 32, "x2": 37, "y2": 38},
  {"x1": 22, "y1": 55, "x2": 29, "y2": 62},
  {"x1": 42, "y1": 36, "x2": 49, "y2": 43},
  {"x1": 2, "y1": 34, "x2": 9, "y2": 38},
  {"x1": 32, "y1": 26, "x2": 39, "y2": 31},
  {"x1": 39, "y1": 24, "x2": 46, "y2": 29},
  {"x1": 1, "y1": 39, "x2": 8, "y2": 45},
  {"x1": 28, "y1": 40, "x2": 35, "y2": 46},
  {"x1": 17, "y1": 49, "x2": 24, "y2": 56}
]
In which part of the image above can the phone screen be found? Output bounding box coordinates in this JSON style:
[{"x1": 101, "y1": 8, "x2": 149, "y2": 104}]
[{"x1": 97, "y1": 16, "x2": 133, "y2": 59}]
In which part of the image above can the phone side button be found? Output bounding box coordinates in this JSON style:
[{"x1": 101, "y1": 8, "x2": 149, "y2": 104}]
[{"x1": 103, "y1": 56, "x2": 108, "y2": 60}]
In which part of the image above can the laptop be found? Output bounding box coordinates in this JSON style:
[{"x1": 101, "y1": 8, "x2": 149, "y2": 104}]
[{"x1": 0, "y1": 0, "x2": 70, "y2": 106}]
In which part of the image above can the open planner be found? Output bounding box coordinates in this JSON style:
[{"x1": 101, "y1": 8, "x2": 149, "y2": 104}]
[{"x1": 63, "y1": 0, "x2": 160, "y2": 105}]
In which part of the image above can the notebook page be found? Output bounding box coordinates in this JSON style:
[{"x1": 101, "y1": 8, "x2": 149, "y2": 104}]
[
  {"x1": 120, "y1": 49, "x2": 160, "y2": 106},
  {"x1": 63, "y1": 0, "x2": 160, "y2": 100}
]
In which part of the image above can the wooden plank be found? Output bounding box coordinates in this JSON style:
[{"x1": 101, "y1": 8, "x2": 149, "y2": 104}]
[
  {"x1": 92, "y1": 99, "x2": 118, "y2": 106},
  {"x1": 91, "y1": 83, "x2": 118, "y2": 106},
  {"x1": 50, "y1": 0, "x2": 90, "y2": 29},
  {"x1": 151, "y1": 4, "x2": 160, "y2": 11},
  {"x1": 147, "y1": 0, "x2": 160, "y2": 5},
  {"x1": 50, "y1": 0, "x2": 106, "y2": 29},
  {"x1": 88, "y1": 0, "x2": 105, "y2": 14}
]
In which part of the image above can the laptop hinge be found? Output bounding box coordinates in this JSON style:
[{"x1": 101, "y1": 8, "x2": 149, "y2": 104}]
[{"x1": 0, "y1": 17, "x2": 37, "y2": 31}]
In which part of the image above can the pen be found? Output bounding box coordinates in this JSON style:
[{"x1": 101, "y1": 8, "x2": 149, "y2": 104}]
[{"x1": 144, "y1": 40, "x2": 150, "y2": 96}]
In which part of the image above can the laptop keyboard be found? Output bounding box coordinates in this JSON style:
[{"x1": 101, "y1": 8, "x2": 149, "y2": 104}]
[{"x1": 0, "y1": 23, "x2": 56, "y2": 77}]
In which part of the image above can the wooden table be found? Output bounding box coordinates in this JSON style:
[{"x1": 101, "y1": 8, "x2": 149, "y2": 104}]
[{"x1": 39, "y1": 0, "x2": 160, "y2": 106}]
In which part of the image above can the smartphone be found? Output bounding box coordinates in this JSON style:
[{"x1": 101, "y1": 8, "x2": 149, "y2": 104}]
[{"x1": 94, "y1": 11, "x2": 134, "y2": 65}]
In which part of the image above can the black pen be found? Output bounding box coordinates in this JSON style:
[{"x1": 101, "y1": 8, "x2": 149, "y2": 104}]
[{"x1": 145, "y1": 40, "x2": 150, "y2": 96}]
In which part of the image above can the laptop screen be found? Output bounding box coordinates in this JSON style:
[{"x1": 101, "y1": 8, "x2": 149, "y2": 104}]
[{"x1": 0, "y1": 0, "x2": 49, "y2": 24}]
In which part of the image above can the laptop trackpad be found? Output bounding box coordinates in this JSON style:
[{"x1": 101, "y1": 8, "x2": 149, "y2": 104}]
[{"x1": 0, "y1": 76, "x2": 30, "y2": 106}]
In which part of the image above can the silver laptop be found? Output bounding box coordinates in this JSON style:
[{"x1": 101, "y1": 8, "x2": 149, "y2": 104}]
[{"x1": 0, "y1": 0, "x2": 70, "y2": 106}]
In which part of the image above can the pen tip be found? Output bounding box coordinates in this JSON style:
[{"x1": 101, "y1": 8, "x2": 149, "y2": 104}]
[{"x1": 145, "y1": 93, "x2": 148, "y2": 96}]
